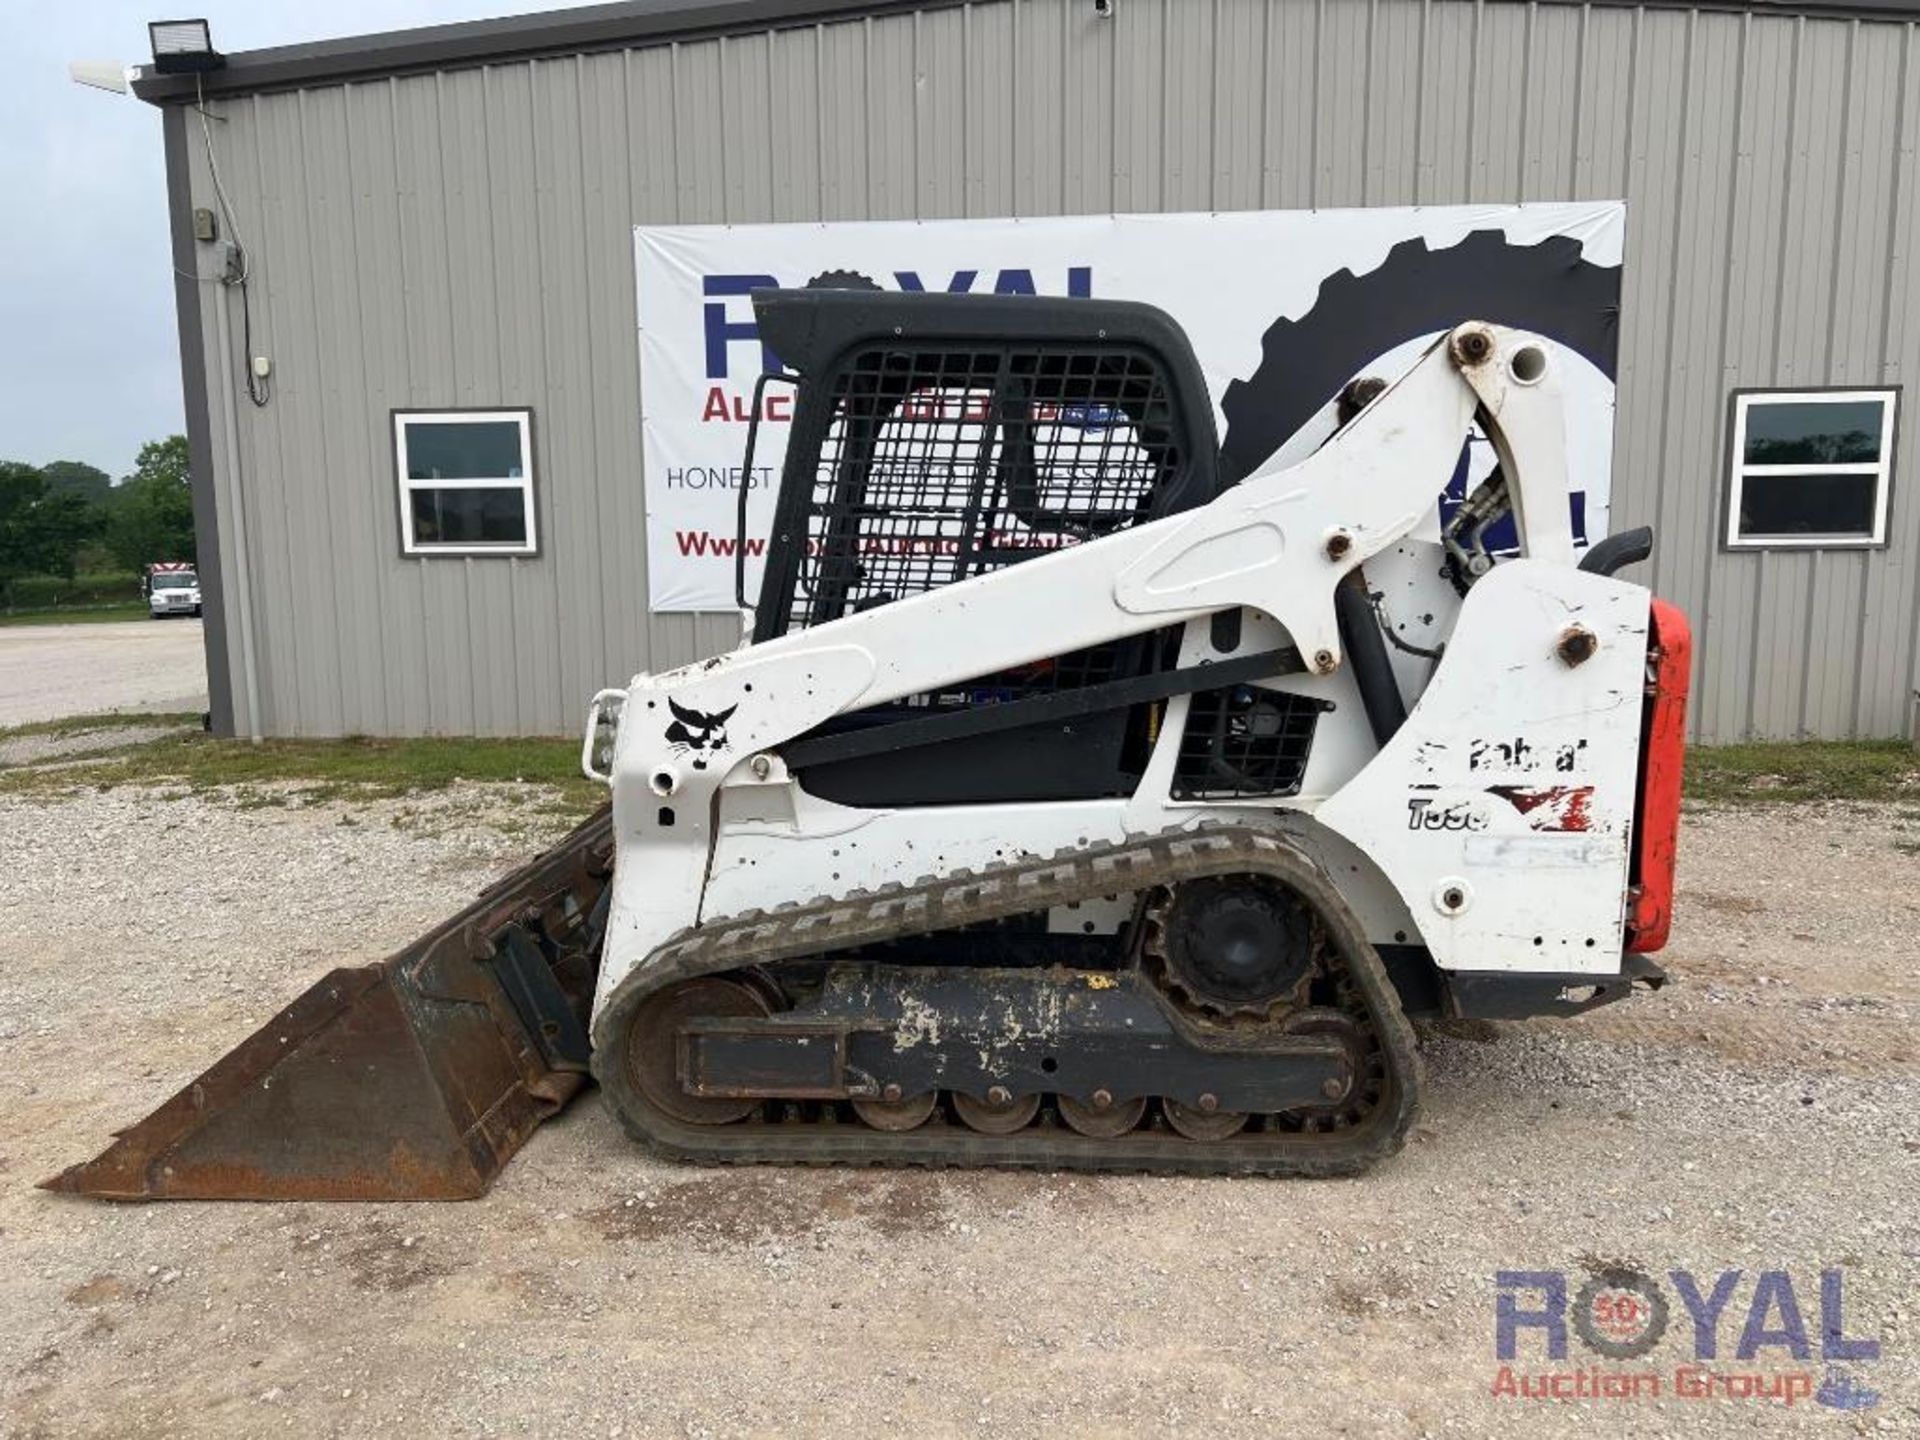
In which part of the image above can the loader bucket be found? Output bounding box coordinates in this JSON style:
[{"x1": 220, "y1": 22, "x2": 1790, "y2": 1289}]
[{"x1": 43, "y1": 806, "x2": 614, "y2": 1202}]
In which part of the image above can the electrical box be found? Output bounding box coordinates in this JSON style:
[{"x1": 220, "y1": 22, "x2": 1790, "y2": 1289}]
[{"x1": 192, "y1": 207, "x2": 218, "y2": 243}]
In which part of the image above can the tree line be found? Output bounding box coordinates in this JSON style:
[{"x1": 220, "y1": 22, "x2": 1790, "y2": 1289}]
[{"x1": 0, "y1": 437, "x2": 195, "y2": 607}]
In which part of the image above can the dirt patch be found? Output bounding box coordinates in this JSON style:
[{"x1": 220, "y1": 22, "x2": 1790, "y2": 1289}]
[
  {"x1": 1686, "y1": 890, "x2": 1768, "y2": 916},
  {"x1": 589, "y1": 1170, "x2": 952, "y2": 1247},
  {"x1": 62, "y1": 1276, "x2": 126, "y2": 1308},
  {"x1": 1421, "y1": 1017, "x2": 1502, "y2": 1044},
  {"x1": 339, "y1": 1222, "x2": 458, "y2": 1293},
  {"x1": 1575, "y1": 1251, "x2": 1652, "y2": 1279},
  {"x1": 1326, "y1": 1266, "x2": 1415, "y2": 1318}
]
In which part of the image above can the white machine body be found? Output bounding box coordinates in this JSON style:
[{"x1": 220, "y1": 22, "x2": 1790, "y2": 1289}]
[{"x1": 586, "y1": 324, "x2": 1650, "y2": 1025}]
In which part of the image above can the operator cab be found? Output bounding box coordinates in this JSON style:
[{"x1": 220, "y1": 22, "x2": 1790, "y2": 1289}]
[{"x1": 741, "y1": 287, "x2": 1321, "y2": 807}]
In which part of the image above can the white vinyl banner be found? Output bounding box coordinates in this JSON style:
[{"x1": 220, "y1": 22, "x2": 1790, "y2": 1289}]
[{"x1": 635, "y1": 202, "x2": 1625, "y2": 613}]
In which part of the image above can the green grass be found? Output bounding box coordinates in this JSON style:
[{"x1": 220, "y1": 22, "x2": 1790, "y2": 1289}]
[
  {"x1": 6, "y1": 571, "x2": 144, "y2": 608},
  {"x1": 1683, "y1": 739, "x2": 1920, "y2": 806},
  {"x1": 0, "y1": 603, "x2": 152, "y2": 627},
  {"x1": 0, "y1": 715, "x2": 602, "y2": 819},
  {"x1": 110, "y1": 731, "x2": 594, "y2": 799},
  {"x1": 0, "y1": 709, "x2": 202, "y2": 740}
]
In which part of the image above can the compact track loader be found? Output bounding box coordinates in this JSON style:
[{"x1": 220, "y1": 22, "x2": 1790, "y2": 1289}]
[{"x1": 48, "y1": 287, "x2": 1688, "y2": 1200}]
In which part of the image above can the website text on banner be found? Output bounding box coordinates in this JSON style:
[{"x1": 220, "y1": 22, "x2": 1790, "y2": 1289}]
[{"x1": 634, "y1": 203, "x2": 1624, "y2": 613}]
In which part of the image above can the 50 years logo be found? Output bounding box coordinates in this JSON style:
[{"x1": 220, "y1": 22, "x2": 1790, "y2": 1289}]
[{"x1": 1492, "y1": 1265, "x2": 1880, "y2": 1410}]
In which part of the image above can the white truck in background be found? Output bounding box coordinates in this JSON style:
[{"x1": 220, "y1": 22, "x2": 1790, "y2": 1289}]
[{"x1": 144, "y1": 562, "x2": 201, "y2": 619}]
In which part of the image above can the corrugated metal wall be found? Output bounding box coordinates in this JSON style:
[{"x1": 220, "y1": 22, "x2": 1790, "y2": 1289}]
[{"x1": 181, "y1": 0, "x2": 1920, "y2": 740}]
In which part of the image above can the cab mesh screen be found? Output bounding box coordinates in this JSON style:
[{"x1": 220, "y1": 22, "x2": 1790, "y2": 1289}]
[{"x1": 792, "y1": 344, "x2": 1178, "y2": 630}]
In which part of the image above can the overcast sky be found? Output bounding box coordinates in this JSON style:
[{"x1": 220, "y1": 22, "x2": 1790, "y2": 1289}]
[{"x1": 2, "y1": 2, "x2": 601, "y2": 479}]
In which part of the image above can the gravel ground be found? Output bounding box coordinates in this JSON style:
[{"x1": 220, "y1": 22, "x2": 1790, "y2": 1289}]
[
  {"x1": 1, "y1": 787, "x2": 1915, "y2": 1438},
  {"x1": 0, "y1": 621, "x2": 208, "y2": 728},
  {"x1": 0, "y1": 723, "x2": 194, "y2": 769}
]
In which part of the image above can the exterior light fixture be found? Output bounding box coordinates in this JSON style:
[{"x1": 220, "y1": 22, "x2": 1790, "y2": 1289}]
[{"x1": 148, "y1": 18, "x2": 223, "y2": 73}]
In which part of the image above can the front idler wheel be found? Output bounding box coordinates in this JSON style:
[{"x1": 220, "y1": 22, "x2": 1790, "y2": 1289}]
[
  {"x1": 623, "y1": 976, "x2": 770, "y2": 1126},
  {"x1": 1277, "y1": 1006, "x2": 1371, "y2": 1130}
]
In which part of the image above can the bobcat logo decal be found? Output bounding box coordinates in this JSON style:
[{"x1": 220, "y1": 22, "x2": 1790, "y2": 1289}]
[{"x1": 665, "y1": 698, "x2": 737, "y2": 770}]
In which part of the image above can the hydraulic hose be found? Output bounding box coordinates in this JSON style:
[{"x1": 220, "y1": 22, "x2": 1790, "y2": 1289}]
[
  {"x1": 1579, "y1": 525, "x2": 1654, "y2": 577},
  {"x1": 1335, "y1": 569, "x2": 1408, "y2": 747}
]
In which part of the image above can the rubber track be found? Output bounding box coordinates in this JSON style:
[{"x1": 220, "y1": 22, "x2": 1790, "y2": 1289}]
[{"x1": 592, "y1": 827, "x2": 1423, "y2": 1177}]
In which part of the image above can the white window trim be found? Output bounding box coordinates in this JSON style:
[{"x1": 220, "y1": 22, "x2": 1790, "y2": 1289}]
[
  {"x1": 1725, "y1": 389, "x2": 1897, "y2": 550},
  {"x1": 394, "y1": 409, "x2": 537, "y2": 557}
]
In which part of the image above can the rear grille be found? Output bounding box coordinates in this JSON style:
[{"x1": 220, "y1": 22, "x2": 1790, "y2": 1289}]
[{"x1": 1172, "y1": 686, "x2": 1327, "y2": 800}]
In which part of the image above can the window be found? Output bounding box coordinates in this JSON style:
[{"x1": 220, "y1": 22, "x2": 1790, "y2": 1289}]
[
  {"x1": 393, "y1": 409, "x2": 537, "y2": 556},
  {"x1": 1725, "y1": 390, "x2": 1897, "y2": 549}
]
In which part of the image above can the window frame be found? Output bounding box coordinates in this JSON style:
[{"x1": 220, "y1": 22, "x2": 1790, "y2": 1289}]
[
  {"x1": 1723, "y1": 387, "x2": 1899, "y2": 551},
  {"x1": 392, "y1": 407, "x2": 539, "y2": 558}
]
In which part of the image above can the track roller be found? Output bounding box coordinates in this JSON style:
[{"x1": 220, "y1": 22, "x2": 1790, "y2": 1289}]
[
  {"x1": 851, "y1": 1091, "x2": 939, "y2": 1131},
  {"x1": 1056, "y1": 1093, "x2": 1148, "y2": 1138},
  {"x1": 952, "y1": 1090, "x2": 1042, "y2": 1135},
  {"x1": 1161, "y1": 1099, "x2": 1249, "y2": 1141}
]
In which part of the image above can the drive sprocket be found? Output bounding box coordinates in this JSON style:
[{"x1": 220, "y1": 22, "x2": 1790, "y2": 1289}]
[{"x1": 1141, "y1": 877, "x2": 1320, "y2": 1019}]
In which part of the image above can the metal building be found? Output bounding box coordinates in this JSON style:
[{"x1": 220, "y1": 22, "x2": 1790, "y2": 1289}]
[{"x1": 134, "y1": 0, "x2": 1920, "y2": 742}]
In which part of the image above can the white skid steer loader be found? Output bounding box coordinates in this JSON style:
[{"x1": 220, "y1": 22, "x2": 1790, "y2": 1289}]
[{"x1": 49, "y1": 288, "x2": 1688, "y2": 1199}]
